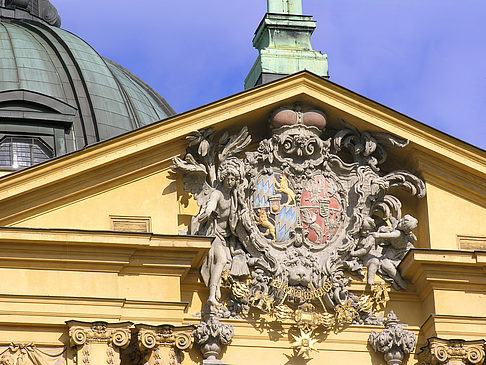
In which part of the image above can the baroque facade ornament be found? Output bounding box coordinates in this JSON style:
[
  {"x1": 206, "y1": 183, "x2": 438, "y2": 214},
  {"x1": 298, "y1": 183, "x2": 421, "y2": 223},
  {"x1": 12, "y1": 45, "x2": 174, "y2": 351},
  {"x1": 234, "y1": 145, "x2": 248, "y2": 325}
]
[
  {"x1": 136, "y1": 324, "x2": 193, "y2": 365},
  {"x1": 368, "y1": 311, "x2": 416, "y2": 365},
  {"x1": 193, "y1": 307, "x2": 234, "y2": 363},
  {"x1": 68, "y1": 321, "x2": 132, "y2": 365},
  {"x1": 173, "y1": 105, "x2": 425, "y2": 354},
  {"x1": 0, "y1": 343, "x2": 65, "y2": 365},
  {"x1": 418, "y1": 338, "x2": 486, "y2": 365}
]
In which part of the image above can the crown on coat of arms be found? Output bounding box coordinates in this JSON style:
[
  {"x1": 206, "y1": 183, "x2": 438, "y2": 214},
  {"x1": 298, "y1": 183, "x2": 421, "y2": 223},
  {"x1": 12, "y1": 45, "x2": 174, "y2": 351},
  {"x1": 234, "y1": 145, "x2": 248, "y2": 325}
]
[{"x1": 270, "y1": 105, "x2": 327, "y2": 131}]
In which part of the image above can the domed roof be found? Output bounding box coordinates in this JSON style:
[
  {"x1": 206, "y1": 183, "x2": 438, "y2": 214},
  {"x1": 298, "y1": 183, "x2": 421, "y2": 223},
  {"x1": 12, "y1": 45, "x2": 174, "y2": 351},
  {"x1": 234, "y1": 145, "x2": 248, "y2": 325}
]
[{"x1": 0, "y1": 0, "x2": 175, "y2": 169}]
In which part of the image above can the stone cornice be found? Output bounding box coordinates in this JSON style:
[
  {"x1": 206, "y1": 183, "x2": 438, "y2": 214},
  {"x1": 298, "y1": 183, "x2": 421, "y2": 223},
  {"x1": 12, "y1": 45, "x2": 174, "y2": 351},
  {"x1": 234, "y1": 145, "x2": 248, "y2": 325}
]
[
  {"x1": 400, "y1": 249, "x2": 486, "y2": 294},
  {"x1": 0, "y1": 227, "x2": 210, "y2": 279}
]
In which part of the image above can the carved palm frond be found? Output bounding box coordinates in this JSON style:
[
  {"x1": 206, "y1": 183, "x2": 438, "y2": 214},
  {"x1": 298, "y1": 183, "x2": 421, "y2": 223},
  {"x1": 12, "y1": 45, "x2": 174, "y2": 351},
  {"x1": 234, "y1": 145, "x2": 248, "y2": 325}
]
[
  {"x1": 218, "y1": 126, "x2": 252, "y2": 162},
  {"x1": 371, "y1": 195, "x2": 403, "y2": 222},
  {"x1": 384, "y1": 170, "x2": 426, "y2": 198}
]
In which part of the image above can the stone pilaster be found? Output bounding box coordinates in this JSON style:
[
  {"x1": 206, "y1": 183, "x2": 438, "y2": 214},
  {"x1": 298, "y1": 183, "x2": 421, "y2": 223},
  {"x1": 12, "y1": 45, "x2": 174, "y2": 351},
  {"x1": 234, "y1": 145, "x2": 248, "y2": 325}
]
[
  {"x1": 418, "y1": 338, "x2": 486, "y2": 365},
  {"x1": 136, "y1": 324, "x2": 193, "y2": 365},
  {"x1": 368, "y1": 311, "x2": 416, "y2": 365},
  {"x1": 67, "y1": 321, "x2": 132, "y2": 365}
]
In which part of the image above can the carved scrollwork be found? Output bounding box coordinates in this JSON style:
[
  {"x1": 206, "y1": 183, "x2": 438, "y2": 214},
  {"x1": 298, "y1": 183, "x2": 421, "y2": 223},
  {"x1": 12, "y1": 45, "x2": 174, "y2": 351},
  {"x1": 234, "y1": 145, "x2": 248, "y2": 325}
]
[
  {"x1": 139, "y1": 330, "x2": 157, "y2": 350},
  {"x1": 173, "y1": 104, "x2": 426, "y2": 357},
  {"x1": 175, "y1": 332, "x2": 192, "y2": 351},
  {"x1": 67, "y1": 321, "x2": 132, "y2": 365},
  {"x1": 136, "y1": 325, "x2": 194, "y2": 365},
  {"x1": 70, "y1": 327, "x2": 88, "y2": 346},
  {"x1": 111, "y1": 329, "x2": 130, "y2": 349},
  {"x1": 418, "y1": 338, "x2": 486, "y2": 365}
]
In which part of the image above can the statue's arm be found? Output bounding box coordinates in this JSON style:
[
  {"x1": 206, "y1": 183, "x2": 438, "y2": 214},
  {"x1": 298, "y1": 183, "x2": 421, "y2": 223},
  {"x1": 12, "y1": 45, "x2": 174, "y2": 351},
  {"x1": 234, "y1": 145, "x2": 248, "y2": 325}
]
[
  {"x1": 199, "y1": 191, "x2": 220, "y2": 222},
  {"x1": 372, "y1": 230, "x2": 401, "y2": 239}
]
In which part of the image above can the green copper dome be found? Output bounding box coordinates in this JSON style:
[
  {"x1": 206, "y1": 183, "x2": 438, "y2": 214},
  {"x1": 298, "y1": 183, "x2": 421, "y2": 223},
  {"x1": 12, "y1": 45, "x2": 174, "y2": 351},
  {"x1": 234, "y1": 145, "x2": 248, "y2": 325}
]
[{"x1": 0, "y1": 0, "x2": 175, "y2": 169}]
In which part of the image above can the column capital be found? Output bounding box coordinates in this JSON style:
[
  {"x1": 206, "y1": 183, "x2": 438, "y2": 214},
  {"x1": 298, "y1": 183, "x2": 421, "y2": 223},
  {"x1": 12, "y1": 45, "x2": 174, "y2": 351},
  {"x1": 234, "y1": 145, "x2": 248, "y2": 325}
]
[
  {"x1": 68, "y1": 321, "x2": 132, "y2": 348},
  {"x1": 418, "y1": 338, "x2": 486, "y2": 365},
  {"x1": 135, "y1": 324, "x2": 194, "y2": 365},
  {"x1": 137, "y1": 324, "x2": 193, "y2": 351}
]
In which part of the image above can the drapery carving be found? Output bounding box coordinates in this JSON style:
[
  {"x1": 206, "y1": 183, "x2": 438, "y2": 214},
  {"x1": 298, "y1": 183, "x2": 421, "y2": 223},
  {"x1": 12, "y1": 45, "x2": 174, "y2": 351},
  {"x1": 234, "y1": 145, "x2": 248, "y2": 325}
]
[{"x1": 0, "y1": 343, "x2": 65, "y2": 365}]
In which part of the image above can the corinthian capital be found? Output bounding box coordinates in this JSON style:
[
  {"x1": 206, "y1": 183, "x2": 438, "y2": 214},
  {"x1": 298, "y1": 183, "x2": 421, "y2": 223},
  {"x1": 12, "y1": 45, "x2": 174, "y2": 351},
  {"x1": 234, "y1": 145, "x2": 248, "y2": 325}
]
[{"x1": 418, "y1": 338, "x2": 486, "y2": 365}]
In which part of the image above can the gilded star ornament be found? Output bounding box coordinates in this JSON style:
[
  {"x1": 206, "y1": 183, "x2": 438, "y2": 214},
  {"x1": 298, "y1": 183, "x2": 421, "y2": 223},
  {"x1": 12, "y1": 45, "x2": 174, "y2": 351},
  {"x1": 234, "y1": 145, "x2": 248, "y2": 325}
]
[{"x1": 290, "y1": 329, "x2": 319, "y2": 356}]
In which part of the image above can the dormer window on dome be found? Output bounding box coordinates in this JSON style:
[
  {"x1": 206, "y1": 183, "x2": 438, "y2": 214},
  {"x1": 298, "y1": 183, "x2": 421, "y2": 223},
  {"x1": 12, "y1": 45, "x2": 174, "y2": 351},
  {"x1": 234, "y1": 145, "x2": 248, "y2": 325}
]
[{"x1": 0, "y1": 136, "x2": 53, "y2": 169}]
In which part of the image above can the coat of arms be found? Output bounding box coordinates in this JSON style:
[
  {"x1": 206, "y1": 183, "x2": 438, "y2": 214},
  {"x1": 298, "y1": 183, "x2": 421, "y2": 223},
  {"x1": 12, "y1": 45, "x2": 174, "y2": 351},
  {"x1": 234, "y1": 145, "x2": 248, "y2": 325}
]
[{"x1": 173, "y1": 105, "x2": 425, "y2": 355}]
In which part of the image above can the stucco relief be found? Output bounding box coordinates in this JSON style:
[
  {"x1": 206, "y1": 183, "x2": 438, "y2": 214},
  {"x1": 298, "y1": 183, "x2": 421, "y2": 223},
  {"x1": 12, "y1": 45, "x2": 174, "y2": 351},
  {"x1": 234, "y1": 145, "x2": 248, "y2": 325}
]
[
  {"x1": 0, "y1": 343, "x2": 65, "y2": 365},
  {"x1": 173, "y1": 104, "x2": 425, "y2": 356}
]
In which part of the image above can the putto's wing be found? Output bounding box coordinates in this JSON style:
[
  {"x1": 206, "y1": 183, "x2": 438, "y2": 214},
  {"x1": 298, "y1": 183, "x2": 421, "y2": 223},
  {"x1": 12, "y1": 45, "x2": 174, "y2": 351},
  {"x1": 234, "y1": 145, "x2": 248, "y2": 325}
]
[{"x1": 172, "y1": 153, "x2": 212, "y2": 206}]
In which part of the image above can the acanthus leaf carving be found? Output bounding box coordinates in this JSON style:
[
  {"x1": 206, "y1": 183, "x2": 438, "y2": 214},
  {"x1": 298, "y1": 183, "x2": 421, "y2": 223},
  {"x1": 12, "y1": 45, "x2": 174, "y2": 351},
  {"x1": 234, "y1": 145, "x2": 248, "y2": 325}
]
[{"x1": 193, "y1": 306, "x2": 234, "y2": 362}]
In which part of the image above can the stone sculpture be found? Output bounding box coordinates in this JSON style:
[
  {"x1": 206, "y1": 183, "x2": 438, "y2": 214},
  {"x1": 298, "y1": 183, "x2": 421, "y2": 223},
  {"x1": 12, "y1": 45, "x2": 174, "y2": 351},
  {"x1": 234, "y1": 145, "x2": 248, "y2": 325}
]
[
  {"x1": 369, "y1": 311, "x2": 417, "y2": 365},
  {"x1": 173, "y1": 104, "x2": 425, "y2": 355},
  {"x1": 193, "y1": 307, "x2": 234, "y2": 363}
]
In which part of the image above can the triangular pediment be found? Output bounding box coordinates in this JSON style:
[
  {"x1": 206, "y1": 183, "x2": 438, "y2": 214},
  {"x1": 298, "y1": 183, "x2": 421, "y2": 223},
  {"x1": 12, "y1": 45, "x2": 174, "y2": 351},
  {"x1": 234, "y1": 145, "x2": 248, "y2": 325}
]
[{"x1": 0, "y1": 71, "x2": 484, "y2": 233}]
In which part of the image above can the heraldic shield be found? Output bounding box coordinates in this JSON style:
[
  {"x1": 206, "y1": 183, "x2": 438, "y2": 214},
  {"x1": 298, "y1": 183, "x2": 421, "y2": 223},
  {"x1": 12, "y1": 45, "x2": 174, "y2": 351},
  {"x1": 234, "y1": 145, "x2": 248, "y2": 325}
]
[
  {"x1": 172, "y1": 105, "x2": 426, "y2": 351},
  {"x1": 253, "y1": 173, "x2": 297, "y2": 243},
  {"x1": 300, "y1": 174, "x2": 344, "y2": 246}
]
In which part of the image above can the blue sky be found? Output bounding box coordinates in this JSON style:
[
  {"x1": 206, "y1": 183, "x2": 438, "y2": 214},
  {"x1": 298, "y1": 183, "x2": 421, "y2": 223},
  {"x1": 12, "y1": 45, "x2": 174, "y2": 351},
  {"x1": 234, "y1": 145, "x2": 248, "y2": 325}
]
[{"x1": 54, "y1": 0, "x2": 486, "y2": 150}]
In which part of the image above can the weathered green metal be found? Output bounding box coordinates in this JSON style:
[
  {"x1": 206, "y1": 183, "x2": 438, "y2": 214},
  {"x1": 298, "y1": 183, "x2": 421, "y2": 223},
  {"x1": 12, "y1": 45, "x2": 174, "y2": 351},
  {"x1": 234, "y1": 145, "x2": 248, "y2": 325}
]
[{"x1": 245, "y1": 1, "x2": 328, "y2": 89}]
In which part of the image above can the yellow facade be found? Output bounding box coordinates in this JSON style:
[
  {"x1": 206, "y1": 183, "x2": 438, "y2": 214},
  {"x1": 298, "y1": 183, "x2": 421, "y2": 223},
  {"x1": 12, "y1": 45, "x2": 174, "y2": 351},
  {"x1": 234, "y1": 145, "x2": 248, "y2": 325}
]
[{"x1": 0, "y1": 73, "x2": 485, "y2": 364}]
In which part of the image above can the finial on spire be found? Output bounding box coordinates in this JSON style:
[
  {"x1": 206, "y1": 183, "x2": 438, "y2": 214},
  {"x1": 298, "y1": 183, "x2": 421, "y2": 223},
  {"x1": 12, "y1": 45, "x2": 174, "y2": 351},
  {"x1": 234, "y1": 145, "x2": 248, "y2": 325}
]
[
  {"x1": 245, "y1": 0, "x2": 328, "y2": 89},
  {"x1": 267, "y1": 0, "x2": 302, "y2": 15}
]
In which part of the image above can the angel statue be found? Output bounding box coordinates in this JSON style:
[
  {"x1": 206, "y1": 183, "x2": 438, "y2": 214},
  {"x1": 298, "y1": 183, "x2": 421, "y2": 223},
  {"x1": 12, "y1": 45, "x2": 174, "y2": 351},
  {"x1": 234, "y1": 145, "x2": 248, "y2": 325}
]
[
  {"x1": 198, "y1": 158, "x2": 244, "y2": 306},
  {"x1": 172, "y1": 127, "x2": 251, "y2": 307}
]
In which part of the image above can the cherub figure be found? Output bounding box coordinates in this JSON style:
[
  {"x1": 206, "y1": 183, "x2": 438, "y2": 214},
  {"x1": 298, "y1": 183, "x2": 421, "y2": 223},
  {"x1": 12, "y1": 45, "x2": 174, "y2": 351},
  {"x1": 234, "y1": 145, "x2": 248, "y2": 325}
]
[
  {"x1": 349, "y1": 217, "x2": 380, "y2": 285},
  {"x1": 198, "y1": 158, "x2": 243, "y2": 307},
  {"x1": 371, "y1": 215, "x2": 418, "y2": 289},
  {"x1": 351, "y1": 215, "x2": 417, "y2": 290}
]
